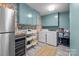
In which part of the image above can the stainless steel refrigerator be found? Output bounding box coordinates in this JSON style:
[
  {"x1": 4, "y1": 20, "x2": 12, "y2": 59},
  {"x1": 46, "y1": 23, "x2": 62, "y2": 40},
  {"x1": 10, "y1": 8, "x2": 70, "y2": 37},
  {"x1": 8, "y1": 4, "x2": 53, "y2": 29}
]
[{"x1": 0, "y1": 7, "x2": 15, "y2": 56}]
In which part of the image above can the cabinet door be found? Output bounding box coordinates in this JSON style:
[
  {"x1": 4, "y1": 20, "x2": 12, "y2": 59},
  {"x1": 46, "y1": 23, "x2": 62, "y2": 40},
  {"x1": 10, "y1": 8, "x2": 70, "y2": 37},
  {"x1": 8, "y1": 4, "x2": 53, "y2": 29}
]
[
  {"x1": 38, "y1": 31, "x2": 46, "y2": 43},
  {"x1": 47, "y1": 31, "x2": 57, "y2": 46}
]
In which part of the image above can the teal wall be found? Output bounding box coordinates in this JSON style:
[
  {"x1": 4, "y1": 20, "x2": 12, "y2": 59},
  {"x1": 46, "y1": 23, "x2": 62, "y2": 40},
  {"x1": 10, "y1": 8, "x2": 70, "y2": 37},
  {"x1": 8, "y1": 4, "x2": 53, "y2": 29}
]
[
  {"x1": 19, "y1": 4, "x2": 40, "y2": 25},
  {"x1": 42, "y1": 13, "x2": 58, "y2": 26},
  {"x1": 42, "y1": 12, "x2": 69, "y2": 29},
  {"x1": 70, "y1": 4, "x2": 79, "y2": 56},
  {"x1": 59, "y1": 12, "x2": 69, "y2": 29}
]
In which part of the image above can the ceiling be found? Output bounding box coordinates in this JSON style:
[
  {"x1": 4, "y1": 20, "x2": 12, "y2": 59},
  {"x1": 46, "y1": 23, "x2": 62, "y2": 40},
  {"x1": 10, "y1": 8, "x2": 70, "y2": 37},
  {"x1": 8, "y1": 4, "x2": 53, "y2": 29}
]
[{"x1": 27, "y1": 3, "x2": 69, "y2": 16}]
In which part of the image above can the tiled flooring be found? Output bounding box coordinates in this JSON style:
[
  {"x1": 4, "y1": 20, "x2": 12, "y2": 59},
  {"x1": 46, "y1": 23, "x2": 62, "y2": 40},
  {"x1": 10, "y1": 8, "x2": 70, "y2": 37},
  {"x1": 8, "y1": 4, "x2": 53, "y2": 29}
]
[
  {"x1": 26, "y1": 42, "x2": 70, "y2": 56},
  {"x1": 56, "y1": 45, "x2": 70, "y2": 56}
]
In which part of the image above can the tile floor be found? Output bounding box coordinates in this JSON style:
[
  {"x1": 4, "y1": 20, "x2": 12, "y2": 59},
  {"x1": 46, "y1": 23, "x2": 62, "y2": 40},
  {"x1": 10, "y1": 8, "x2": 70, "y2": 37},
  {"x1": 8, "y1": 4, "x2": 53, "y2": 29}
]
[
  {"x1": 26, "y1": 42, "x2": 70, "y2": 56},
  {"x1": 56, "y1": 45, "x2": 70, "y2": 56}
]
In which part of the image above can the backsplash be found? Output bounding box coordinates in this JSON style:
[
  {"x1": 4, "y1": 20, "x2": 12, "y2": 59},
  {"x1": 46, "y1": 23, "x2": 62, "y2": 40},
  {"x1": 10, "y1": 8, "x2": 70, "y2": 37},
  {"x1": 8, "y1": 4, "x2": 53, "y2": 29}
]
[{"x1": 17, "y1": 24, "x2": 37, "y2": 30}]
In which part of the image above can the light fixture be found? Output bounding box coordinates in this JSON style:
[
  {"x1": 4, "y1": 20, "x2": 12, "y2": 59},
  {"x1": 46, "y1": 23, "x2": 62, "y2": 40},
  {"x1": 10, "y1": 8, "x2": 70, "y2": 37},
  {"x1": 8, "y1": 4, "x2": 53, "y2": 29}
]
[
  {"x1": 27, "y1": 14, "x2": 32, "y2": 18},
  {"x1": 48, "y1": 5, "x2": 55, "y2": 11}
]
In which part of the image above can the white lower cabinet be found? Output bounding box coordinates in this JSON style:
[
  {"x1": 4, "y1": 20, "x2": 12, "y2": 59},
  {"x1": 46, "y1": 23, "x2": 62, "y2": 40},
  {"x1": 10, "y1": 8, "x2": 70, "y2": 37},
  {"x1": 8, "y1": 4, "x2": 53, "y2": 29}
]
[
  {"x1": 39, "y1": 30, "x2": 57, "y2": 46},
  {"x1": 47, "y1": 31, "x2": 57, "y2": 46},
  {"x1": 38, "y1": 31, "x2": 47, "y2": 43}
]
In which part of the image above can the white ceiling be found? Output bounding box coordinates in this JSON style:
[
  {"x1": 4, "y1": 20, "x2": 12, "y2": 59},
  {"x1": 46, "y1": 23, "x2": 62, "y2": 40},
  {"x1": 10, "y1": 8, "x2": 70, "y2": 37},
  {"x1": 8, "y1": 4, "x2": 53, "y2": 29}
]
[{"x1": 27, "y1": 3, "x2": 69, "y2": 16}]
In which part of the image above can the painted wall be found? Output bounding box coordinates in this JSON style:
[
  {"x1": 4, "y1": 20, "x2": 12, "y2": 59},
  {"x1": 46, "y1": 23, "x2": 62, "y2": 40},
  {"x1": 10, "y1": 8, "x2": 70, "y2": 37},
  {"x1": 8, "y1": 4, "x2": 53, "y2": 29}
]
[
  {"x1": 19, "y1": 4, "x2": 40, "y2": 25},
  {"x1": 59, "y1": 12, "x2": 69, "y2": 29},
  {"x1": 70, "y1": 4, "x2": 79, "y2": 56}
]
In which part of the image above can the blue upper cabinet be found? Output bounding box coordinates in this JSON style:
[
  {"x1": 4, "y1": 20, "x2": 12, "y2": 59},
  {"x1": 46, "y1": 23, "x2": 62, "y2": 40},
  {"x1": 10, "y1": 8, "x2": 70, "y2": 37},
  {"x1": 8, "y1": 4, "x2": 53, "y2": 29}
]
[
  {"x1": 32, "y1": 9, "x2": 40, "y2": 25},
  {"x1": 42, "y1": 12, "x2": 69, "y2": 29},
  {"x1": 42, "y1": 13, "x2": 58, "y2": 26},
  {"x1": 59, "y1": 12, "x2": 69, "y2": 29},
  {"x1": 19, "y1": 4, "x2": 40, "y2": 25},
  {"x1": 19, "y1": 4, "x2": 32, "y2": 25}
]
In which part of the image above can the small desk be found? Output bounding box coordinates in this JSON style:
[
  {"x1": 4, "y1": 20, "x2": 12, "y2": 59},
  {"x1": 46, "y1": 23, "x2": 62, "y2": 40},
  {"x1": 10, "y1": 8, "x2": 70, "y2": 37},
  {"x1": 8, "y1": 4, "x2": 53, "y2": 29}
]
[
  {"x1": 62, "y1": 37, "x2": 70, "y2": 47},
  {"x1": 57, "y1": 32, "x2": 70, "y2": 47}
]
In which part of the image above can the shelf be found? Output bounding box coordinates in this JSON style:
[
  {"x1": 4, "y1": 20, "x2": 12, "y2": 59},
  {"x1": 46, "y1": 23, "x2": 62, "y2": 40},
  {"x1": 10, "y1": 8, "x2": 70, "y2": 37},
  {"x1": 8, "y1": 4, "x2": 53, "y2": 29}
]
[
  {"x1": 15, "y1": 49, "x2": 25, "y2": 55},
  {"x1": 15, "y1": 40, "x2": 25, "y2": 44},
  {"x1": 15, "y1": 44, "x2": 25, "y2": 50},
  {"x1": 26, "y1": 30, "x2": 37, "y2": 35},
  {"x1": 26, "y1": 39, "x2": 38, "y2": 49},
  {"x1": 16, "y1": 36, "x2": 26, "y2": 40},
  {"x1": 26, "y1": 32, "x2": 33, "y2": 35},
  {"x1": 15, "y1": 42, "x2": 25, "y2": 47},
  {"x1": 26, "y1": 43, "x2": 32, "y2": 48},
  {"x1": 16, "y1": 51, "x2": 25, "y2": 56},
  {"x1": 26, "y1": 36, "x2": 37, "y2": 42},
  {"x1": 32, "y1": 36, "x2": 37, "y2": 39},
  {"x1": 32, "y1": 30, "x2": 37, "y2": 34},
  {"x1": 26, "y1": 36, "x2": 33, "y2": 42}
]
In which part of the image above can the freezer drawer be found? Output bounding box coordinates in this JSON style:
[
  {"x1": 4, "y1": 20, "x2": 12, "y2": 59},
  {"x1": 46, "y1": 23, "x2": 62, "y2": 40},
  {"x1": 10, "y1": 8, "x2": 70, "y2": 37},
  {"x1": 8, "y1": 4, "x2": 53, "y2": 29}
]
[
  {"x1": 0, "y1": 33, "x2": 15, "y2": 56},
  {"x1": 0, "y1": 7, "x2": 15, "y2": 32}
]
